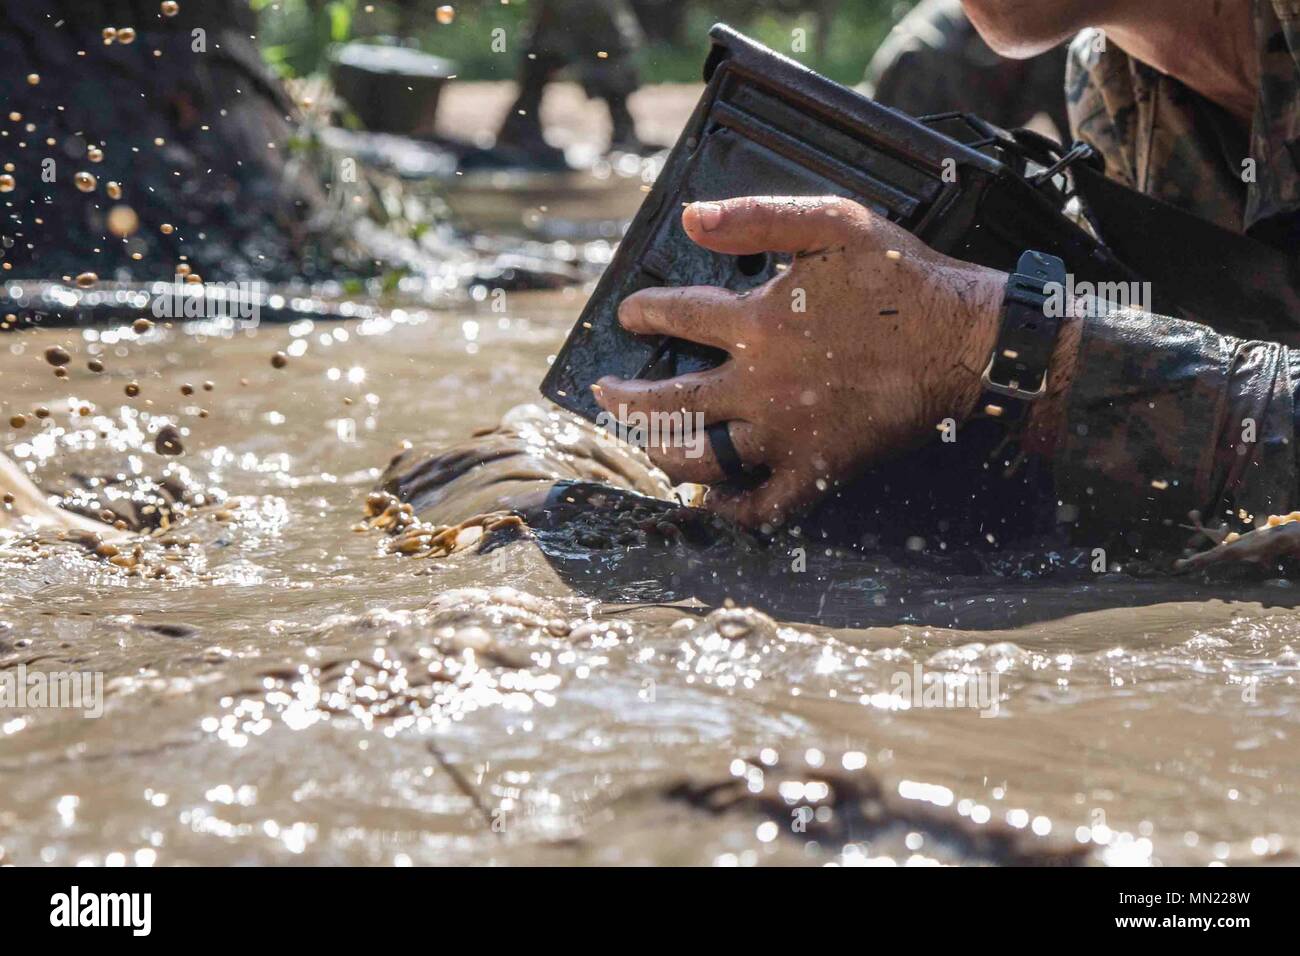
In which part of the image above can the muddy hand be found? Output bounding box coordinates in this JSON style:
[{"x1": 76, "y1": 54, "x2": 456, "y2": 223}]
[{"x1": 591, "y1": 196, "x2": 1007, "y2": 528}]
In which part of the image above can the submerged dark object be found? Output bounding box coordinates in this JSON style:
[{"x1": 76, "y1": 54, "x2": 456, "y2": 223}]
[{"x1": 658, "y1": 750, "x2": 1089, "y2": 866}]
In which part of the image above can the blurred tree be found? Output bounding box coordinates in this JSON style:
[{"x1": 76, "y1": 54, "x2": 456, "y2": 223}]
[{"x1": 255, "y1": 0, "x2": 917, "y2": 86}]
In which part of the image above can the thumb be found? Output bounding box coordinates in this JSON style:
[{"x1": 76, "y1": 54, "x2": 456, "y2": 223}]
[{"x1": 681, "y1": 195, "x2": 864, "y2": 256}]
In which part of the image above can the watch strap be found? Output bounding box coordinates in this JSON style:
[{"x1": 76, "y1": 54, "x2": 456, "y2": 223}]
[{"x1": 978, "y1": 250, "x2": 1067, "y2": 426}]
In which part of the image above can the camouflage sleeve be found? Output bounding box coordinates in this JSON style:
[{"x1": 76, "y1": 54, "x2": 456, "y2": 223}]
[
  {"x1": 1055, "y1": 309, "x2": 1299, "y2": 535},
  {"x1": 1064, "y1": 28, "x2": 1138, "y2": 191}
]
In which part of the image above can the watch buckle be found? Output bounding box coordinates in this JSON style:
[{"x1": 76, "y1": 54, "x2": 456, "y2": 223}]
[{"x1": 981, "y1": 354, "x2": 1048, "y2": 401}]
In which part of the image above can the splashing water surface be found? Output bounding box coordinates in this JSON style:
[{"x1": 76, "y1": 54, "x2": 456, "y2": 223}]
[{"x1": 2, "y1": 260, "x2": 1299, "y2": 870}]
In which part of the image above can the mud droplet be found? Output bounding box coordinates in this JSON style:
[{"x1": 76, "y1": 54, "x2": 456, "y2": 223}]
[
  {"x1": 106, "y1": 181, "x2": 123, "y2": 200},
  {"x1": 161, "y1": 1, "x2": 180, "y2": 16},
  {"x1": 26, "y1": 74, "x2": 39, "y2": 86},
  {"x1": 75, "y1": 271, "x2": 98, "y2": 289},
  {"x1": 180, "y1": 383, "x2": 194, "y2": 396},
  {"x1": 9, "y1": 414, "x2": 26, "y2": 429},
  {"x1": 271, "y1": 351, "x2": 288, "y2": 369},
  {"x1": 107, "y1": 205, "x2": 139, "y2": 238},
  {"x1": 154, "y1": 424, "x2": 184, "y2": 456},
  {"x1": 74, "y1": 171, "x2": 97, "y2": 193},
  {"x1": 88, "y1": 359, "x2": 105, "y2": 373},
  {"x1": 44, "y1": 345, "x2": 71, "y2": 367},
  {"x1": 133, "y1": 318, "x2": 154, "y2": 334},
  {"x1": 160, "y1": 223, "x2": 174, "y2": 235},
  {"x1": 117, "y1": 27, "x2": 137, "y2": 44},
  {"x1": 436, "y1": 5, "x2": 456, "y2": 25},
  {"x1": 125, "y1": 382, "x2": 141, "y2": 398},
  {"x1": 0, "y1": 174, "x2": 14, "y2": 193}
]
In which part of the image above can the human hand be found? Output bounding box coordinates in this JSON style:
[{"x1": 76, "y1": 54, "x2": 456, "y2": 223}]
[{"x1": 591, "y1": 195, "x2": 1010, "y2": 529}]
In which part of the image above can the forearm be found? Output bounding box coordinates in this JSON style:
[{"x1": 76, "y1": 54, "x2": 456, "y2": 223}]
[{"x1": 1026, "y1": 307, "x2": 1300, "y2": 537}]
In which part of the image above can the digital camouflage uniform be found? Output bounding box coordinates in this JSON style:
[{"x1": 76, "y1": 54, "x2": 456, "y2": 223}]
[
  {"x1": 1055, "y1": 1, "x2": 1300, "y2": 538},
  {"x1": 864, "y1": 0, "x2": 1071, "y2": 139}
]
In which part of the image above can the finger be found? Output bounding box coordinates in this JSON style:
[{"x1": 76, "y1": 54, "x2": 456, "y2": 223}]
[
  {"x1": 592, "y1": 369, "x2": 733, "y2": 425},
  {"x1": 704, "y1": 464, "x2": 824, "y2": 530},
  {"x1": 681, "y1": 196, "x2": 866, "y2": 256},
  {"x1": 641, "y1": 420, "x2": 766, "y2": 485},
  {"x1": 618, "y1": 285, "x2": 752, "y2": 352}
]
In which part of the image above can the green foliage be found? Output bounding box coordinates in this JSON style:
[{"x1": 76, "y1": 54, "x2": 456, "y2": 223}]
[
  {"x1": 256, "y1": 0, "x2": 357, "y2": 78},
  {"x1": 254, "y1": 0, "x2": 916, "y2": 85},
  {"x1": 637, "y1": 0, "x2": 915, "y2": 85}
]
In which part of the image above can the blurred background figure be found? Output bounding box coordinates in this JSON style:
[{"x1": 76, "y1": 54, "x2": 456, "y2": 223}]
[
  {"x1": 862, "y1": 0, "x2": 1071, "y2": 142},
  {"x1": 496, "y1": 0, "x2": 667, "y2": 165},
  {"x1": 630, "y1": 0, "x2": 691, "y2": 46}
]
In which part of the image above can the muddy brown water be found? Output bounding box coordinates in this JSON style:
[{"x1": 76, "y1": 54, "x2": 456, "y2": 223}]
[{"x1": 2, "y1": 283, "x2": 1299, "y2": 866}]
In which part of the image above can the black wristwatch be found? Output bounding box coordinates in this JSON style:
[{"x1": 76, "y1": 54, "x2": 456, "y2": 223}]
[{"x1": 978, "y1": 250, "x2": 1067, "y2": 427}]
